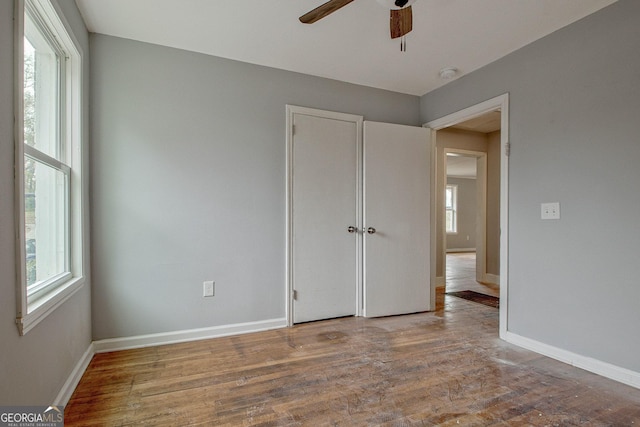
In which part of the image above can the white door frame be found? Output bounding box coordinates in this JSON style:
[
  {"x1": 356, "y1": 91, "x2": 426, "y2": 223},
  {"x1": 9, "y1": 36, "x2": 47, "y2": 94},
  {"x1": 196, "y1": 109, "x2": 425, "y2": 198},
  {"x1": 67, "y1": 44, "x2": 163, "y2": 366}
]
[
  {"x1": 285, "y1": 105, "x2": 364, "y2": 327},
  {"x1": 426, "y1": 93, "x2": 509, "y2": 338},
  {"x1": 443, "y1": 149, "x2": 488, "y2": 283}
]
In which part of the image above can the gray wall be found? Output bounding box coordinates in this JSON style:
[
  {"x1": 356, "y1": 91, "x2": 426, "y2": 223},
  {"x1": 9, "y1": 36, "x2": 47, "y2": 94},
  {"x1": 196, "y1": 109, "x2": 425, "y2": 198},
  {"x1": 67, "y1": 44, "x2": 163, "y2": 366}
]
[
  {"x1": 422, "y1": 0, "x2": 640, "y2": 372},
  {"x1": 0, "y1": 0, "x2": 92, "y2": 405},
  {"x1": 446, "y1": 177, "x2": 477, "y2": 251},
  {"x1": 90, "y1": 35, "x2": 420, "y2": 340}
]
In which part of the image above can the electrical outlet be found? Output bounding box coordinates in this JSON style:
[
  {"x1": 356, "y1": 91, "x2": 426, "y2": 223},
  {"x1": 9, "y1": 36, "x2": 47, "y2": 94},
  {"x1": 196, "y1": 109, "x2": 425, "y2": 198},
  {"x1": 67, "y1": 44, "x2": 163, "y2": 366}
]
[
  {"x1": 541, "y1": 202, "x2": 560, "y2": 220},
  {"x1": 203, "y1": 281, "x2": 215, "y2": 297}
]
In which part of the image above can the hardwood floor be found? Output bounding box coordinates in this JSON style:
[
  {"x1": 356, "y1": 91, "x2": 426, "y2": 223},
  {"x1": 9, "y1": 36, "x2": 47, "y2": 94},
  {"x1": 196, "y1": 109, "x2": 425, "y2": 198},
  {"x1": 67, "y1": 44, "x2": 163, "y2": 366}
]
[
  {"x1": 446, "y1": 252, "x2": 499, "y2": 298},
  {"x1": 65, "y1": 293, "x2": 640, "y2": 426}
]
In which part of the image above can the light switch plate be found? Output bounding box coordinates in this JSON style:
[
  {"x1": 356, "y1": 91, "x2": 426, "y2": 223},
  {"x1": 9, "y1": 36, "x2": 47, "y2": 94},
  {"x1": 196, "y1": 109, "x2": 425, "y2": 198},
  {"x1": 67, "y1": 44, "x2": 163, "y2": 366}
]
[{"x1": 541, "y1": 202, "x2": 560, "y2": 220}]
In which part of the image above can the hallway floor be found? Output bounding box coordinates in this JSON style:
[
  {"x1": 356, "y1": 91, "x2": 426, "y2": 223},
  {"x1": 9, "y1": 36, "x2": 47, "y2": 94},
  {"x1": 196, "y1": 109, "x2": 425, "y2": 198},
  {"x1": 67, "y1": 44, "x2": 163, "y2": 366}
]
[{"x1": 446, "y1": 252, "x2": 499, "y2": 297}]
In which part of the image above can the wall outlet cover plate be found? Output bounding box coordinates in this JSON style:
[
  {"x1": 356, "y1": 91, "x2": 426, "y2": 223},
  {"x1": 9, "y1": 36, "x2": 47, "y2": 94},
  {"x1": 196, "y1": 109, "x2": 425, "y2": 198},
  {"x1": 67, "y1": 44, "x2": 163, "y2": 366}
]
[{"x1": 541, "y1": 202, "x2": 560, "y2": 220}]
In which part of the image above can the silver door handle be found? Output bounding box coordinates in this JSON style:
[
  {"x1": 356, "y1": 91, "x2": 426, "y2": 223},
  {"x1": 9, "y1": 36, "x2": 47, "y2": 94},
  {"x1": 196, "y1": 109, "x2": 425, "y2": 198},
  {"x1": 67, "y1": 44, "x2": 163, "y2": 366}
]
[
  {"x1": 367, "y1": 227, "x2": 376, "y2": 234},
  {"x1": 347, "y1": 226, "x2": 357, "y2": 233}
]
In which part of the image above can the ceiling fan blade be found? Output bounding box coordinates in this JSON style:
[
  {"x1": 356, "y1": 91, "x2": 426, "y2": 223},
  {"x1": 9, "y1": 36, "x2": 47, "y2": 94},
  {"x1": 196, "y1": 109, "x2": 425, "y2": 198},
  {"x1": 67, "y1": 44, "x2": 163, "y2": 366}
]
[
  {"x1": 390, "y1": 6, "x2": 412, "y2": 39},
  {"x1": 299, "y1": 0, "x2": 356, "y2": 24}
]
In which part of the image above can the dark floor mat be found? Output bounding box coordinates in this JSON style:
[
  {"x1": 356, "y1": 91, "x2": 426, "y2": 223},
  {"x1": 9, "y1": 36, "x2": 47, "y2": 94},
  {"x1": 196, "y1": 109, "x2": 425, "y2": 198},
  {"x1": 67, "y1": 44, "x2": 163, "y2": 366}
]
[{"x1": 446, "y1": 290, "x2": 499, "y2": 308}]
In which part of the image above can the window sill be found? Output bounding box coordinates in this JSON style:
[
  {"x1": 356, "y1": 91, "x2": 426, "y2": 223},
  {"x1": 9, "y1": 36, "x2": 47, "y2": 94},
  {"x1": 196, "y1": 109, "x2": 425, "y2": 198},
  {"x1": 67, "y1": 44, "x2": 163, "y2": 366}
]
[{"x1": 16, "y1": 276, "x2": 84, "y2": 336}]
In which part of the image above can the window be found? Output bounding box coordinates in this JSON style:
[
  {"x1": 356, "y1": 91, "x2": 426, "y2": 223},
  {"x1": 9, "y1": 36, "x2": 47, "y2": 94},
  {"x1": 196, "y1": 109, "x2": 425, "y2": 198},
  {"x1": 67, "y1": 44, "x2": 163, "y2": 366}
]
[
  {"x1": 445, "y1": 184, "x2": 457, "y2": 234},
  {"x1": 15, "y1": 0, "x2": 84, "y2": 335}
]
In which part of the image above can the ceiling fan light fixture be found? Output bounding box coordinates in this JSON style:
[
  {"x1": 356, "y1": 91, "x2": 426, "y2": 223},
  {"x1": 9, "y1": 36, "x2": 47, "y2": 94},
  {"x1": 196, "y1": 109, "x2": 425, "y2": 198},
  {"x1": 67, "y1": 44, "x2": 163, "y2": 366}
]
[
  {"x1": 439, "y1": 67, "x2": 459, "y2": 80},
  {"x1": 376, "y1": 0, "x2": 417, "y2": 10},
  {"x1": 300, "y1": 0, "x2": 418, "y2": 51}
]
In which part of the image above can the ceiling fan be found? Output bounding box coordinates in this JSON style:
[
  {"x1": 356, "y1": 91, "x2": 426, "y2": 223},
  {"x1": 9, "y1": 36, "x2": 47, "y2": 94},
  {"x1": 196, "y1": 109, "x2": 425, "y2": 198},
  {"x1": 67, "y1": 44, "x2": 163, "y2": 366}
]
[{"x1": 299, "y1": 0, "x2": 417, "y2": 51}]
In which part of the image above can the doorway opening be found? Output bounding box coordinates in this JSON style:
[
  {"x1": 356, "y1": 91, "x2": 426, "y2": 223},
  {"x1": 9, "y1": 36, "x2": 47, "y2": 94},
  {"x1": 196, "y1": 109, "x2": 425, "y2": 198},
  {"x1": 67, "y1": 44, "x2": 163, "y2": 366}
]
[
  {"x1": 444, "y1": 149, "x2": 498, "y2": 298},
  {"x1": 426, "y1": 94, "x2": 509, "y2": 337}
]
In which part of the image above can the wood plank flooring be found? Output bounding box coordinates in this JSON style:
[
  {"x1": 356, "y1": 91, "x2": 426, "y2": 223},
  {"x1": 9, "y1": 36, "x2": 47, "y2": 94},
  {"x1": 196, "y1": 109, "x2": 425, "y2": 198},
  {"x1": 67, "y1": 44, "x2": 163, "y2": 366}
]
[
  {"x1": 65, "y1": 289, "x2": 640, "y2": 425},
  {"x1": 446, "y1": 252, "x2": 499, "y2": 297}
]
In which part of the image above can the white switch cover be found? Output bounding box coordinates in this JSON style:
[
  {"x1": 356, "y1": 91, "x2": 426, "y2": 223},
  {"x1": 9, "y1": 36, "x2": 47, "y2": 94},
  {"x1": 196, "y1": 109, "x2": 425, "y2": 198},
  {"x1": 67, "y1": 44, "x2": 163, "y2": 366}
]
[
  {"x1": 203, "y1": 281, "x2": 215, "y2": 297},
  {"x1": 541, "y1": 202, "x2": 560, "y2": 220}
]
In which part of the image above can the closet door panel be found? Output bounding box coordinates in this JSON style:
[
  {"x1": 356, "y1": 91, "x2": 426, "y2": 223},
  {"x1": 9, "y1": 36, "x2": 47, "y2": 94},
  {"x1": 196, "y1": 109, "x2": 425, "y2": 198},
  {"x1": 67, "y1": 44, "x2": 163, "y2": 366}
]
[
  {"x1": 363, "y1": 121, "x2": 431, "y2": 317},
  {"x1": 291, "y1": 111, "x2": 360, "y2": 323}
]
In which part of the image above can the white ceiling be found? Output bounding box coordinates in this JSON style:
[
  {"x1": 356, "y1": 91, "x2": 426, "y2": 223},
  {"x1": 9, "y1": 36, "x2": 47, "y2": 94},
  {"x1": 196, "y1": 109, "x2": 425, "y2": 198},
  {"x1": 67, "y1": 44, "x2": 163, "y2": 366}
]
[{"x1": 75, "y1": 0, "x2": 616, "y2": 96}]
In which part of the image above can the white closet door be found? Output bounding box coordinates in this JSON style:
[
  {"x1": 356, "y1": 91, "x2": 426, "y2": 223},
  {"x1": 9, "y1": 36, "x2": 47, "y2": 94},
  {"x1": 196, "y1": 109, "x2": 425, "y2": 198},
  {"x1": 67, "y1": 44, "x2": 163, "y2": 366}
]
[
  {"x1": 291, "y1": 110, "x2": 360, "y2": 323},
  {"x1": 363, "y1": 121, "x2": 431, "y2": 317}
]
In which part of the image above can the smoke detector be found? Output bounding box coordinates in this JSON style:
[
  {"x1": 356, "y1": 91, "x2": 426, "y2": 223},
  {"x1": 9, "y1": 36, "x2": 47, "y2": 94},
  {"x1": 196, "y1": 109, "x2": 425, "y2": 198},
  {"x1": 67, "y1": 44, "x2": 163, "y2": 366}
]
[{"x1": 439, "y1": 67, "x2": 459, "y2": 80}]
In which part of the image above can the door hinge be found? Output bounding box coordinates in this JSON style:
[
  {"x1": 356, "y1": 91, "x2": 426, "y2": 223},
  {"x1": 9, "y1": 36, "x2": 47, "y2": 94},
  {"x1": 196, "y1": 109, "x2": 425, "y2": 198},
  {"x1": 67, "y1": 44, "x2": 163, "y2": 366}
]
[
  {"x1": 293, "y1": 290, "x2": 298, "y2": 300},
  {"x1": 505, "y1": 142, "x2": 511, "y2": 157}
]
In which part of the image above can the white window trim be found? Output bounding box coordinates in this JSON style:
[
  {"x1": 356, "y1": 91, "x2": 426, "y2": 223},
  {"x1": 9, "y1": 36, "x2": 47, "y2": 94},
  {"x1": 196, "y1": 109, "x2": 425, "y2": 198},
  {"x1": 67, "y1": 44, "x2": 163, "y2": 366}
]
[{"x1": 14, "y1": 0, "x2": 85, "y2": 336}]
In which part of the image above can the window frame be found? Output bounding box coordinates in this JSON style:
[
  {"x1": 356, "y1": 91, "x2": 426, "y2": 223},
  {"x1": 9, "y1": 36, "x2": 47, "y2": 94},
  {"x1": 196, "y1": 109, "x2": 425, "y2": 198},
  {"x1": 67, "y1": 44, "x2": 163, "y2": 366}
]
[
  {"x1": 445, "y1": 184, "x2": 458, "y2": 234},
  {"x1": 14, "y1": 0, "x2": 85, "y2": 335}
]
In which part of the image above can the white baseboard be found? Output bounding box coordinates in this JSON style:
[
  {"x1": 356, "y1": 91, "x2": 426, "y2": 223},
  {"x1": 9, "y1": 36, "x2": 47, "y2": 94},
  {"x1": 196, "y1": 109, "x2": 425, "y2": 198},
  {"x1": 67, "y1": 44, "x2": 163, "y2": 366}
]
[
  {"x1": 503, "y1": 331, "x2": 640, "y2": 390},
  {"x1": 436, "y1": 276, "x2": 445, "y2": 288},
  {"x1": 93, "y1": 317, "x2": 287, "y2": 353},
  {"x1": 55, "y1": 342, "x2": 95, "y2": 406},
  {"x1": 483, "y1": 273, "x2": 500, "y2": 286},
  {"x1": 446, "y1": 248, "x2": 476, "y2": 253},
  {"x1": 57, "y1": 318, "x2": 287, "y2": 405}
]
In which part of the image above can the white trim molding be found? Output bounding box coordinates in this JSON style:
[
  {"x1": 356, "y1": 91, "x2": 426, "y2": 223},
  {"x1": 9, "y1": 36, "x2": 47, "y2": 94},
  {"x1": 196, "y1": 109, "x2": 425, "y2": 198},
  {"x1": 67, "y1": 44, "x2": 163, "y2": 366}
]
[
  {"x1": 93, "y1": 318, "x2": 287, "y2": 353},
  {"x1": 54, "y1": 342, "x2": 94, "y2": 406},
  {"x1": 504, "y1": 331, "x2": 640, "y2": 390}
]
